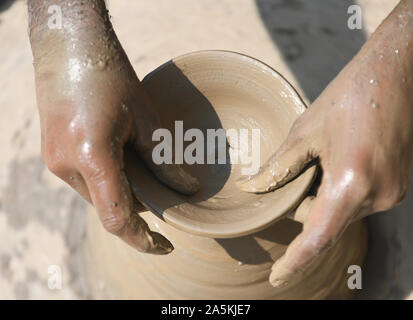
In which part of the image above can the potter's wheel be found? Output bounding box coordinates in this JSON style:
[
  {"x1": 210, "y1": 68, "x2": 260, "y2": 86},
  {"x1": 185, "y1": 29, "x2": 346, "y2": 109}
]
[{"x1": 126, "y1": 50, "x2": 316, "y2": 238}]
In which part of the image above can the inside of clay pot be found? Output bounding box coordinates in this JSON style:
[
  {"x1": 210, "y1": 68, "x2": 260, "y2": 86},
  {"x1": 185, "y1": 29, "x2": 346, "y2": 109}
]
[{"x1": 125, "y1": 50, "x2": 316, "y2": 238}]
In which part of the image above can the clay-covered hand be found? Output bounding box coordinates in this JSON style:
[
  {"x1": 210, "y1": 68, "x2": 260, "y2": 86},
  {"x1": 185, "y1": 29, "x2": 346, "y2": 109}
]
[
  {"x1": 237, "y1": 0, "x2": 413, "y2": 287},
  {"x1": 29, "y1": 0, "x2": 199, "y2": 254}
]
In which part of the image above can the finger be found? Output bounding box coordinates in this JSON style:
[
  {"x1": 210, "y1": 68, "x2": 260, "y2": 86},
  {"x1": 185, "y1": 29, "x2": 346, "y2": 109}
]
[
  {"x1": 63, "y1": 169, "x2": 147, "y2": 214},
  {"x1": 78, "y1": 142, "x2": 173, "y2": 255},
  {"x1": 132, "y1": 90, "x2": 200, "y2": 195},
  {"x1": 63, "y1": 171, "x2": 92, "y2": 203},
  {"x1": 236, "y1": 134, "x2": 314, "y2": 194},
  {"x1": 287, "y1": 195, "x2": 316, "y2": 224},
  {"x1": 122, "y1": 199, "x2": 174, "y2": 254},
  {"x1": 269, "y1": 185, "x2": 357, "y2": 288},
  {"x1": 42, "y1": 151, "x2": 93, "y2": 203}
]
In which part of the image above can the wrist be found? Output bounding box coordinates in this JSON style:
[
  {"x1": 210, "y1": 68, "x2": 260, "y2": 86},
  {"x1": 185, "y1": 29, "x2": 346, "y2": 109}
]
[
  {"x1": 28, "y1": 0, "x2": 133, "y2": 79},
  {"x1": 28, "y1": 0, "x2": 110, "y2": 37},
  {"x1": 371, "y1": 0, "x2": 413, "y2": 73},
  {"x1": 349, "y1": 1, "x2": 413, "y2": 92},
  {"x1": 28, "y1": 0, "x2": 114, "y2": 62}
]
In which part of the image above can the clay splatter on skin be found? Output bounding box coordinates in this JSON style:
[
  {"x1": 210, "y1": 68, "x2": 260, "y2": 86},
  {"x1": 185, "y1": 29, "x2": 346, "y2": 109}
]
[{"x1": 370, "y1": 100, "x2": 379, "y2": 109}]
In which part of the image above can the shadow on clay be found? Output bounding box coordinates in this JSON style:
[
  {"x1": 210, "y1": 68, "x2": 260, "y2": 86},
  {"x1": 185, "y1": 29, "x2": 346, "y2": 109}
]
[
  {"x1": 217, "y1": 219, "x2": 302, "y2": 265},
  {"x1": 126, "y1": 62, "x2": 231, "y2": 215},
  {"x1": 0, "y1": 0, "x2": 14, "y2": 14}
]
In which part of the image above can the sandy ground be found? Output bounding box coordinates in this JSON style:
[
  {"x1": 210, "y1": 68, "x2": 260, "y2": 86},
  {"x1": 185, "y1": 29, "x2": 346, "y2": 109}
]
[{"x1": 1, "y1": 0, "x2": 412, "y2": 299}]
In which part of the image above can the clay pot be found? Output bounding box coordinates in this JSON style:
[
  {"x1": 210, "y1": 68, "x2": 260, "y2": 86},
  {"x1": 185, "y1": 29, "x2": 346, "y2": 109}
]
[{"x1": 83, "y1": 51, "x2": 366, "y2": 299}]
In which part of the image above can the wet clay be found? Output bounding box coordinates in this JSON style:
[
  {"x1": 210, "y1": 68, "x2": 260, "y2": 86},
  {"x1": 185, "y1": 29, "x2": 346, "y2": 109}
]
[
  {"x1": 84, "y1": 51, "x2": 367, "y2": 299},
  {"x1": 125, "y1": 51, "x2": 317, "y2": 238},
  {"x1": 84, "y1": 209, "x2": 366, "y2": 299}
]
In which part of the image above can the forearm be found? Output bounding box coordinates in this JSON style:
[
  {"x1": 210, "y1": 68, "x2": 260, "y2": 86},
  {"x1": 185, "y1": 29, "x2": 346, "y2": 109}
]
[
  {"x1": 356, "y1": 0, "x2": 413, "y2": 82},
  {"x1": 331, "y1": 0, "x2": 413, "y2": 122},
  {"x1": 28, "y1": 0, "x2": 110, "y2": 33}
]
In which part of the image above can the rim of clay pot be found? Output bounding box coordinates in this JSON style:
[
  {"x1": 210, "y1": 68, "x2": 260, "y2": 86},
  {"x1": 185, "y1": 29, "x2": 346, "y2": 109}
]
[{"x1": 129, "y1": 50, "x2": 316, "y2": 238}]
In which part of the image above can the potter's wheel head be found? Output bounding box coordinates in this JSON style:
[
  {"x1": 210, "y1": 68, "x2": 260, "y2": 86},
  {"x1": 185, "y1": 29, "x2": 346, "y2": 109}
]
[{"x1": 127, "y1": 50, "x2": 316, "y2": 238}]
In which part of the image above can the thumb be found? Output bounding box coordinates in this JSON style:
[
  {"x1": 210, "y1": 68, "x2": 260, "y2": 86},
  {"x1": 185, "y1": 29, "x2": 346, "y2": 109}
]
[
  {"x1": 140, "y1": 149, "x2": 200, "y2": 196},
  {"x1": 79, "y1": 142, "x2": 173, "y2": 255},
  {"x1": 132, "y1": 89, "x2": 200, "y2": 196},
  {"x1": 236, "y1": 134, "x2": 314, "y2": 193}
]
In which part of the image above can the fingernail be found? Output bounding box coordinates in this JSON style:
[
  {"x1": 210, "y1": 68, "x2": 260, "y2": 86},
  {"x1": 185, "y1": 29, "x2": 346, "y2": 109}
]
[
  {"x1": 269, "y1": 260, "x2": 290, "y2": 288},
  {"x1": 270, "y1": 258, "x2": 302, "y2": 288},
  {"x1": 269, "y1": 276, "x2": 290, "y2": 288}
]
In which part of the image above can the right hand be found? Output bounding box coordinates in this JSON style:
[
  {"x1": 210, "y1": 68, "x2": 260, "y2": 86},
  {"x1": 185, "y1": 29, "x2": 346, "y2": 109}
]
[{"x1": 237, "y1": 0, "x2": 413, "y2": 286}]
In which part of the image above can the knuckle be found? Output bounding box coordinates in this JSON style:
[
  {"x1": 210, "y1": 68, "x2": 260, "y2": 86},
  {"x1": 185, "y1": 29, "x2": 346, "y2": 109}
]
[
  {"x1": 379, "y1": 183, "x2": 409, "y2": 210},
  {"x1": 329, "y1": 169, "x2": 371, "y2": 205},
  {"x1": 42, "y1": 144, "x2": 66, "y2": 176},
  {"x1": 402, "y1": 179, "x2": 412, "y2": 202},
  {"x1": 81, "y1": 162, "x2": 107, "y2": 184},
  {"x1": 76, "y1": 143, "x2": 108, "y2": 181},
  {"x1": 395, "y1": 178, "x2": 410, "y2": 205},
  {"x1": 44, "y1": 157, "x2": 63, "y2": 175},
  {"x1": 79, "y1": 160, "x2": 105, "y2": 182},
  {"x1": 77, "y1": 141, "x2": 98, "y2": 161},
  {"x1": 390, "y1": 187, "x2": 406, "y2": 206},
  {"x1": 352, "y1": 173, "x2": 372, "y2": 201},
  {"x1": 101, "y1": 213, "x2": 126, "y2": 236}
]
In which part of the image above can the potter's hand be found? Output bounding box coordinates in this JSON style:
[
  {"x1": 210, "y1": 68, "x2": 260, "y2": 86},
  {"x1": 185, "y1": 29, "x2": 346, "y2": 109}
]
[
  {"x1": 238, "y1": 0, "x2": 413, "y2": 287},
  {"x1": 28, "y1": 0, "x2": 199, "y2": 254}
]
